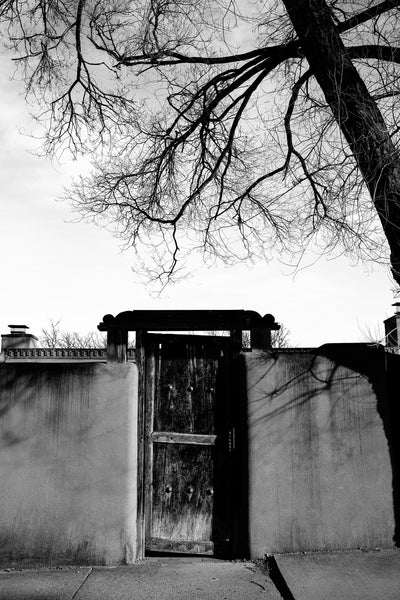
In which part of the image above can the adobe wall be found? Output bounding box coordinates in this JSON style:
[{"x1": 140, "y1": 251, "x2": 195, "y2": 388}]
[
  {"x1": 244, "y1": 345, "x2": 397, "y2": 556},
  {"x1": 0, "y1": 362, "x2": 138, "y2": 565}
]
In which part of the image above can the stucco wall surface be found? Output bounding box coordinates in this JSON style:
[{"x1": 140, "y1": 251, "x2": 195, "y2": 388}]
[
  {"x1": 245, "y1": 345, "x2": 396, "y2": 556},
  {"x1": 0, "y1": 362, "x2": 138, "y2": 565}
]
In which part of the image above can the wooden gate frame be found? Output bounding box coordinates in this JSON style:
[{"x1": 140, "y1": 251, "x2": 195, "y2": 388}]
[{"x1": 98, "y1": 309, "x2": 279, "y2": 559}]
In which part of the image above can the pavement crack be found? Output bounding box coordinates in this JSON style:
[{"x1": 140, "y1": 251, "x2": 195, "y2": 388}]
[
  {"x1": 70, "y1": 567, "x2": 93, "y2": 600},
  {"x1": 250, "y1": 580, "x2": 267, "y2": 591}
]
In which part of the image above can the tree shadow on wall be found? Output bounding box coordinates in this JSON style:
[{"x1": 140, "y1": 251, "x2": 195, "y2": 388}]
[
  {"x1": 0, "y1": 363, "x2": 40, "y2": 448},
  {"x1": 235, "y1": 344, "x2": 400, "y2": 553},
  {"x1": 317, "y1": 344, "x2": 400, "y2": 548}
]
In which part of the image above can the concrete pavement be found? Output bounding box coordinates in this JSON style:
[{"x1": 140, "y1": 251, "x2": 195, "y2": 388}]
[
  {"x1": 0, "y1": 567, "x2": 92, "y2": 600},
  {"x1": 274, "y1": 548, "x2": 400, "y2": 600},
  {"x1": 2, "y1": 549, "x2": 400, "y2": 599},
  {"x1": 0, "y1": 558, "x2": 281, "y2": 600}
]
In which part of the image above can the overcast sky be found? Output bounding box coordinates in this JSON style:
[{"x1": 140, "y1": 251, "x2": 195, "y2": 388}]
[{"x1": 0, "y1": 53, "x2": 395, "y2": 347}]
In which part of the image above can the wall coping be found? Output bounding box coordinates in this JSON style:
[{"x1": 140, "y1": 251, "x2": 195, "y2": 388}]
[{"x1": 3, "y1": 347, "x2": 136, "y2": 362}]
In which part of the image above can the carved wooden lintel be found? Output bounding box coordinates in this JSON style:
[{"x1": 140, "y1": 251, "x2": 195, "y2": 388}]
[{"x1": 98, "y1": 309, "x2": 279, "y2": 332}]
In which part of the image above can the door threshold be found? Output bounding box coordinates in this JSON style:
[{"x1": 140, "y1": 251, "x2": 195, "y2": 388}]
[
  {"x1": 145, "y1": 551, "x2": 227, "y2": 561},
  {"x1": 146, "y1": 550, "x2": 214, "y2": 558}
]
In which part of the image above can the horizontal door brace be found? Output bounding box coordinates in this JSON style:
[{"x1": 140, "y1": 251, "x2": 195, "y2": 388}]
[{"x1": 151, "y1": 432, "x2": 217, "y2": 445}]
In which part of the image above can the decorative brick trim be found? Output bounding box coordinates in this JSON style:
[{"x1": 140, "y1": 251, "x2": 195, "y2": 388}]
[
  {"x1": 4, "y1": 348, "x2": 136, "y2": 361},
  {"x1": 272, "y1": 347, "x2": 316, "y2": 353}
]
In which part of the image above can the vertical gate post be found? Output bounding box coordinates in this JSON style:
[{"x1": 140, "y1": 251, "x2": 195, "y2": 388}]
[
  {"x1": 230, "y1": 329, "x2": 243, "y2": 355},
  {"x1": 135, "y1": 329, "x2": 147, "y2": 560},
  {"x1": 106, "y1": 328, "x2": 128, "y2": 363},
  {"x1": 251, "y1": 314, "x2": 280, "y2": 350},
  {"x1": 251, "y1": 327, "x2": 272, "y2": 350}
]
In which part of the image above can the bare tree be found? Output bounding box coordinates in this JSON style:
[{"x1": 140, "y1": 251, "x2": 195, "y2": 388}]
[
  {"x1": 271, "y1": 322, "x2": 291, "y2": 348},
  {"x1": 40, "y1": 319, "x2": 107, "y2": 348},
  {"x1": 187, "y1": 324, "x2": 291, "y2": 347},
  {"x1": 242, "y1": 322, "x2": 291, "y2": 348},
  {"x1": 358, "y1": 322, "x2": 386, "y2": 345},
  {"x1": 2, "y1": 1, "x2": 400, "y2": 285}
]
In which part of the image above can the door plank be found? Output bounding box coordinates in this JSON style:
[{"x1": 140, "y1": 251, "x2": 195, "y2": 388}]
[
  {"x1": 151, "y1": 432, "x2": 217, "y2": 445},
  {"x1": 148, "y1": 538, "x2": 214, "y2": 554},
  {"x1": 151, "y1": 443, "x2": 214, "y2": 542},
  {"x1": 154, "y1": 341, "x2": 219, "y2": 434}
]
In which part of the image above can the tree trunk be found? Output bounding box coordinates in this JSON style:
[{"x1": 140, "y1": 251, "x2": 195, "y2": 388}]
[{"x1": 282, "y1": 0, "x2": 400, "y2": 286}]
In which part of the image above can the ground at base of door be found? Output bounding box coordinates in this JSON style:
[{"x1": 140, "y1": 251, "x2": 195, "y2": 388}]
[{"x1": 0, "y1": 557, "x2": 282, "y2": 600}]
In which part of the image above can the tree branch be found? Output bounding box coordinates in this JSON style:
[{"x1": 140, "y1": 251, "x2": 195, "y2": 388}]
[
  {"x1": 337, "y1": 0, "x2": 400, "y2": 34},
  {"x1": 346, "y1": 44, "x2": 400, "y2": 64}
]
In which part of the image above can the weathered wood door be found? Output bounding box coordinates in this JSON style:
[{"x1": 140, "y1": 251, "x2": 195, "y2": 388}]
[{"x1": 144, "y1": 334, "x2": 233, "y2": 556}]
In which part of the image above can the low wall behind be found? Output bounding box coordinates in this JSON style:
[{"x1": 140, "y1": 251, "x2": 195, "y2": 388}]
[
  {"x1": 0, "y1": 362, "x2": 138, "y2": 565},
  {"x1": 245, "y1": 345, "x2": 396, "y2": 556}
]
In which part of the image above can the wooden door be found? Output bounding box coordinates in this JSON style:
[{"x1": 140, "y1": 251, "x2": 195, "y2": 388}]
[{"x1": 144, "y1": 334, "x2": 233, "y2": 556}]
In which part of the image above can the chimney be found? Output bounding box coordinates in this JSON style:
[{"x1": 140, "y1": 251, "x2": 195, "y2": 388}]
[
  {"x1": 384, "y1": 303, "x2": 400, "y2": 351},
  {"x1": 1, "y1": 324, "x2": 39, "y2": 351}
]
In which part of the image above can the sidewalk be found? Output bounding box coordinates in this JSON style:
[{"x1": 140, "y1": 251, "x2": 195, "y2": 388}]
[
  {"x1": 273, "y1": 548, "x2": 400, "y2": 600},
  {"x1": 0, "y1": 557, "x2": 282, "y2": 600},
  {"x1": 2, "y1": 549, "x2": 400, "y2": 599}
]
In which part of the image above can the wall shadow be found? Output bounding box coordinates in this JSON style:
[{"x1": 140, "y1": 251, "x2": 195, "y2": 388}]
[
  {"x1": 212, "y1": 340, "x2": 237, "y2": 558},
  {"x1": 237, "y1": 343, "x2": 400, "y2": 554},
  {"x1": 317, "y1": 343, "x2": 400, "y2": 547},
  {"x1": 259, "y1": 555, "x2": 297, "y2": 600},
  {"x1": 212, "y1": 343, "x2": 249, "y2": 559},
  {"x1": 233, "y1": 353, "x2": 250, "y2": 558}
]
